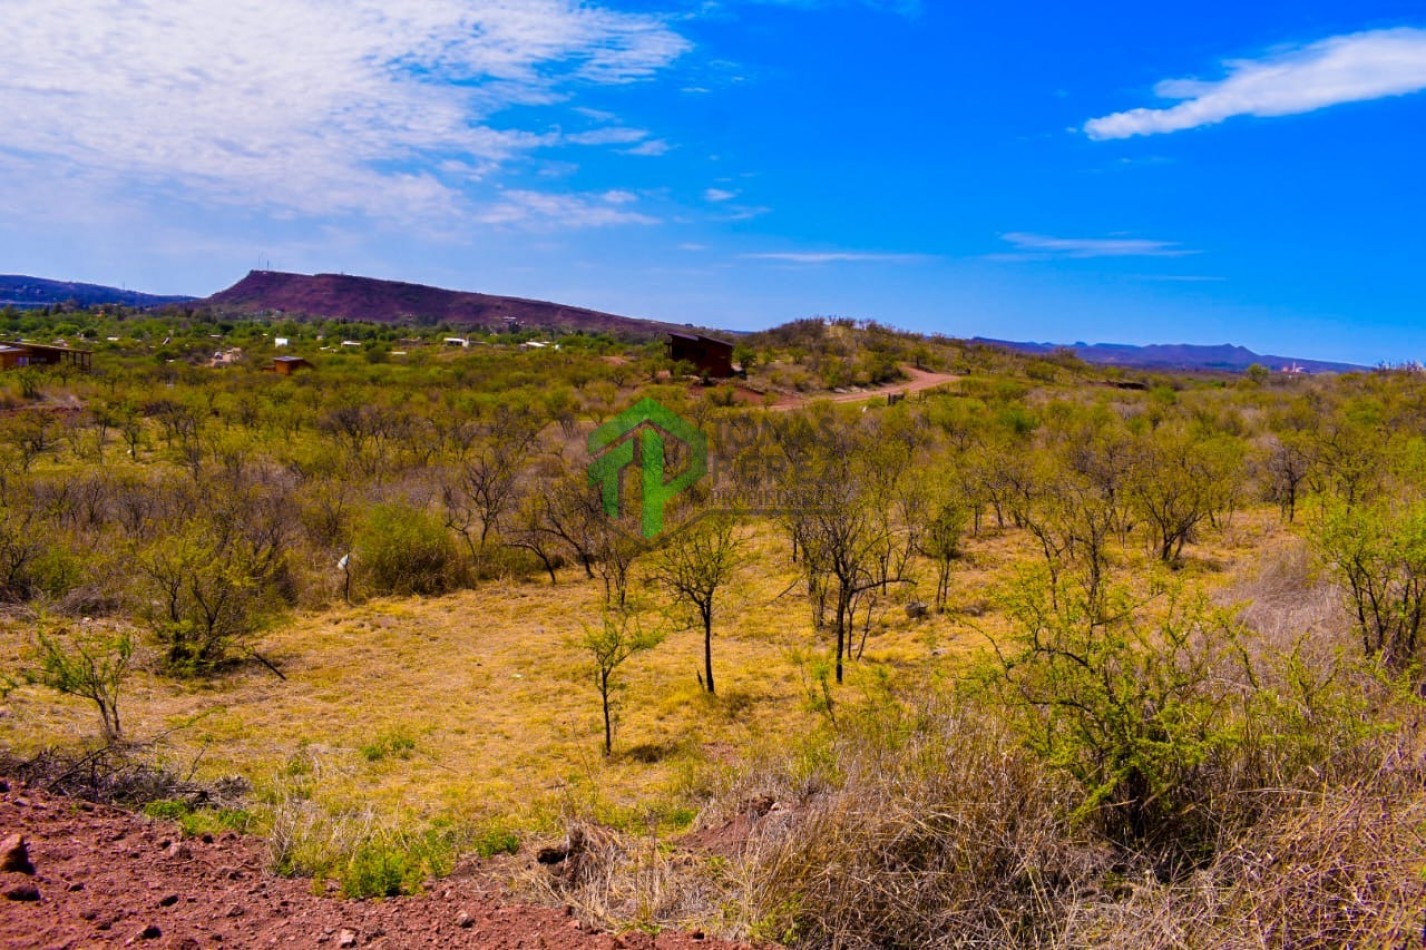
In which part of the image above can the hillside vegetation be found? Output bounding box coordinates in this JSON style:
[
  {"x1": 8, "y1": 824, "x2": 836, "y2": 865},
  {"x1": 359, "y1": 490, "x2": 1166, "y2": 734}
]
[
  {"x1": 203, "y1": 269, "x2": 678, "y2": 335},
  {"x1": 1, "y1": 305, "x2": 1423, "y2": 946}
]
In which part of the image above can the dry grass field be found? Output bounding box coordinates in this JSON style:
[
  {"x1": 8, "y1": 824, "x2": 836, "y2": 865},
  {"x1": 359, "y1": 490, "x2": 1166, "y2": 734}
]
[
  {"x1": 0, "y1": 507, "x2": 1295, "y2": 842},
  {"x1": 4, "y1": 322, "x2": 1420, "y2": 944}
]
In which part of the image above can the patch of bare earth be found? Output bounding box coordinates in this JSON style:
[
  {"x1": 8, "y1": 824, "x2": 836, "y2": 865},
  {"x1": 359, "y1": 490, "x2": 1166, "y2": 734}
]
[
  {"x1": 764, "y1": 365, "x2": 958, "y2": 411},
  {"x1": 0, "y1": 780, "x2": 748, "y2": 949}
]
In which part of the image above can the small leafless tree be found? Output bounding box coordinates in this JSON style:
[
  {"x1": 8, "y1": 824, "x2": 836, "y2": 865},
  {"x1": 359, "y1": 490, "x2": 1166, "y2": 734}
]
[
  {"x1": 581, "y1": 610, "x2": 665, "y2": 756},
  {"x1": 442, "y1": 408, "x2": 541, "y2": 565},
  {"x1": 648, "y1": 516, "x2": 743, "y2": 694},
  {"x1": 30, "y1": 625, "x2": 134, "y2": 741}
]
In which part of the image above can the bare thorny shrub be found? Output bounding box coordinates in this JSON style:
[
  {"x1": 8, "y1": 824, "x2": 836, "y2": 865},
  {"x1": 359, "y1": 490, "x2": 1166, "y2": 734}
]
[
  {"x1": 1219, "y1": 540, "x2": 1347, "y2": 649},
  {"x1": 719, "y1": 700, "x2": 1100, "y2": 947},
  {"x1": 523, "y1": 692, "x2": 1103, "y2": 947},
  {"x1": 525, "y1": 555, "x2": 1426, "y2": 948},
  {"x1": 0, "y1": 742, "x2": 248, "y2": 810},
  {"x1": 1078, "y1": 780, "x2": 1426, "y2": 947},
  {"x1": 523, "y1": 821, "x2": 723, "y2": 935}
]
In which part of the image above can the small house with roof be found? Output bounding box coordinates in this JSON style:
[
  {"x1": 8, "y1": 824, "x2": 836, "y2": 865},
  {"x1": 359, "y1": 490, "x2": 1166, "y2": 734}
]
[
  {"x1": 668, "y1": 332, "x2": 734, "y2": 378},
  {"x1": 0, "y1": 341, "x2": 93, "y2": 372},
  {"x1": 273, "y1": 355, "x2": 313, "y2": 376}
]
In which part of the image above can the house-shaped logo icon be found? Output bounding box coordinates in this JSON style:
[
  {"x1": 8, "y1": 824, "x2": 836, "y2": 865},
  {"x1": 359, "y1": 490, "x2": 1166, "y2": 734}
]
[{"x1": 587, "y1": 398, "x2": 707, "y2": 539}]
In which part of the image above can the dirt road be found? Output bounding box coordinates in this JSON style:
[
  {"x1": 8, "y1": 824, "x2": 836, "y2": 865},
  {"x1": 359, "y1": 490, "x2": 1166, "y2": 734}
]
[{"x1": 766, "y1": 365, "x2": 958, "y2": 411}]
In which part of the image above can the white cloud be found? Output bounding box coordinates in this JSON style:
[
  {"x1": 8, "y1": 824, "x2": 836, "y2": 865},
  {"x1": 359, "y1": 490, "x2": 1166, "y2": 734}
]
[
  {"x1": 996, "y1": 232, "x2": 1194, "y2": 259},
  {"x1": 478, "y1": 190, "x2": 658, "y2": 228},
  {"x1": 715, "y1": 205, "x2": 772, "y2": 222},
  {"x1": 711, "y1": 0, "x2": 922, "y2": 15},
  {"x1": 0, "y1": 1, "x2": 689, "y2": 221},
  {"x1": 562, "y1": 127, "x2": 653, "y2": 147},
  {"x1": 743, "y1": 251, "x2": 929, "y2": 264},
  {"x1": 573, "y1": 106, "x2": 620, "y2": 122},
  {"x1": 704, "y1": 187, "x2": 740, "y2": 202},
  {"x1": 1085, "y1": 28, "x2": 1426, "y2": 140},
  {"x1": 624, "y1": 139, "x2": 673, "y2": 156}
]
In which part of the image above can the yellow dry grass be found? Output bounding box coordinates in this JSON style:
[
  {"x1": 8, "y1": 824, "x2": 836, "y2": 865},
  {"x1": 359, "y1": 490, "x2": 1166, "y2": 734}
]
[{"x1": 0, "y1": 509, "x2": 1298, "y2": 836}]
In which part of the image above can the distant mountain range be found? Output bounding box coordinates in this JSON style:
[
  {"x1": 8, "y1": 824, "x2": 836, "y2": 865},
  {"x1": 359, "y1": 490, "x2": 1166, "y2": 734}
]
[
  {"x1": 0, "y1": 270, "x2": 1372, "y2": 372},
  {"x1": 203, "y1": 270, "x2": 680, "y2": 336},
  {"x1": 0, "y1": 275, "x2": 196, "y2": 309},
  {"x1": 974, "y1": 338, "x2": 1367, "y2": 374}
]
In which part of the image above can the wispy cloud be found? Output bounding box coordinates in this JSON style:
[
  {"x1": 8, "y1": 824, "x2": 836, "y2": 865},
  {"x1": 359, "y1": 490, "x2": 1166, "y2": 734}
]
[
  {"x1": 994, "y1": 232, "x2": 1195, "y2": 260},
  {"x1": 1085, "y1": 28, "x2": 1426, "y2": 140},
  {"x1": 477, "y1": 190, "x2": 659, "y2": 229},
  {"x1": 743, "y1": 251, "x2": 930, "y2": 264},
  {"x1": 714, "y1": 205, "x2": 772, "y2": 222},
  {"x1": 0, "y1": 1, "x2": 689, "y2": 223},
  {"x1": 712, "y1": 0, "x2": 922, "y2": 15},
  {"x1": 704, "y1": 187, "x2": 740, "y2": 202},
  {"x1": 623, "y1": 139, "x2": 673, "y2": 156},
  {"x1": 562, "y1": 127, "x2": 654, "y2": 147}
]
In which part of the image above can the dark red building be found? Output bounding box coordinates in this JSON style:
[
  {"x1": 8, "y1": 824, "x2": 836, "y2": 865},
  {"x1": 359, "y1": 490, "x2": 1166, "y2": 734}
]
[
  {"x1": 668, "y1": 332, "x2": 735, "y2": 378},
  {"x1": 272, "y1": 355, "x2": 314, "y2": 375},
  {"x1": 0, "y1": 341, "x2": 92, "y2": 372}
]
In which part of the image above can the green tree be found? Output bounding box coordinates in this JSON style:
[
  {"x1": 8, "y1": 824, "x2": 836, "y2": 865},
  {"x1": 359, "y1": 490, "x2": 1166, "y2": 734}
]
[
  {"x1": 1128, "y1": 427, "x2": 1242, "y2": 563},
  {"x1": 353, "y1": 503, "x2": 462, "y2": 597},
  {"x1": 1311, "y1": 406, "x2": 1388, "y2": 509},
  {"x1": 137, "y1": 509, "x2": 289, "y2": 674},
  {"x1": 732, "y1": 342, "x2": 758, "y2": 374},
  {"x1": 30, "y1": 625, "x2": 134, "y2": 740},
  {"x1": 1313, "y1": 497, "x2": 1426, "y2": 673},
  {"x1": 988, "y1": 571, "x2": 1245, "y2": 851},
  {"x1": 798, "y1": 480, "x2": 897, "y2": 685},
  {"x1": 919, "y1": 491, "x2": 967, "y2": 613},
  {"x1": 581, "y1": 611, "x2": 665, "y2": 755},
  {"x1": 649, "y1": 516, "x2": 743, "y2": 694}
]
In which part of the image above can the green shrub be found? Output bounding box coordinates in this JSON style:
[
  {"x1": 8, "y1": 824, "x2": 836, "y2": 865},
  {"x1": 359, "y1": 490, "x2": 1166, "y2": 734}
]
[
  {"x1": 30, "y1": 625, "x2": 133, "y2": 740},
  {"x1": 142, "y1": 799, "x2": 189, "y2": 821},
  {"x1": 143, "y1": 799, "x2": 256, "y2": 837},
  {"x1": 360, "y1": 728, "x2": 417, "y2": 762},
  {"x1": 353, "y1": 503, "x2": 463, "y2": 597},
  {"x1": 28, "y1": 545, "x2": 84, "y2": 599},
  {"x1": 984, "y1": 571, "x2": 1248, "y2": 858},
  {"x1": 470, "y1": 824, "x2": 520, "y2": 858},
  {"x1": 341, "y1": 840, "x2": 418, "y2": 899},
  {"x1": 1312, "y1": 496, "x2": 1426, "y2": 674},
  {"x1": 135, "y1": 511, "x2": 290, "y2": 675}
]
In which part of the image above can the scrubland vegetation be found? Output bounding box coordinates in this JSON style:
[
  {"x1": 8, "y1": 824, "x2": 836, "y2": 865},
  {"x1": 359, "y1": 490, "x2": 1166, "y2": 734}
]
[{"x1": 3, "y1": 304, "x2": 1426, "y2": 945}]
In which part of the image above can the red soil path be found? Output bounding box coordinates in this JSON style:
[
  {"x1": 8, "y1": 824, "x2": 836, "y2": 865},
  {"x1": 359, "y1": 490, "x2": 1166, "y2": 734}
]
[
  {"x1": 763, "y1": 365, "x2": 958, "y2": 411},
  {"x1": 0, "y1": 780, "x2": 747, "y2": 949}
]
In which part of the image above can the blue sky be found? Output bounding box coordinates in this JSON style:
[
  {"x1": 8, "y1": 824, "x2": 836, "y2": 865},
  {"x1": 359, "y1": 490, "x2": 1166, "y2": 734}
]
[{"x1": 3, "y1": 1, "x2": 1424, "y2": 363}]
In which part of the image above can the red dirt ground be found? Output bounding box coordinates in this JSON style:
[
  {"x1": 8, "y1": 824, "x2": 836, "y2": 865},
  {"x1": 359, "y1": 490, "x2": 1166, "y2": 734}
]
[
  {"x1": 762, "y1": 364, "x2": 959, "y2": 411},
  {"x1": 0, "y1": 780, "x2": 749, "y2": 949}
]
